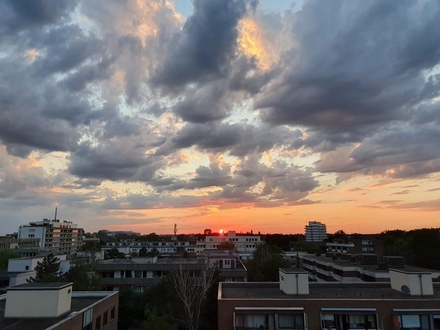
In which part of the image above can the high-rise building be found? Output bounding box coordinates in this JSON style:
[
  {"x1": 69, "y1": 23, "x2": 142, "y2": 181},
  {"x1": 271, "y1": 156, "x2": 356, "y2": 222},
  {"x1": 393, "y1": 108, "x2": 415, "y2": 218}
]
[
  {"x1": 305, "y1": 221, "x2": 327, "y2": 242},
  {"x1": 18, "y1": 219, "x2": 84, "y2": 254}
]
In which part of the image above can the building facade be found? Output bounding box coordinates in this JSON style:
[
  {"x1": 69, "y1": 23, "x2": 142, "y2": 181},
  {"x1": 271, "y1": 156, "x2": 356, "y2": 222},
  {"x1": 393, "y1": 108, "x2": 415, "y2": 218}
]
[
  {"x1": 0, "y1": 283, "x2": 119, "y2": 330},
  {"x1": 18, "y1": 219, "x2": 84, "y2": 254},
  {"x1": 218, "y1": 268, "x2": 440, "y2": 330},
  {"x1": 96, "y1": 257, "x2": 208, "y2": 292},
  {"x1": 300, "y1": 254, "x2": 440, "y2": 283},
  {"x1": 200, "y1": 249, "x2": 248, "y2": 282},
  {"x1": 326, "y1": 237, "x2": 384, "y2": 256},
  {"x1": 305, "y1": 221, "x2": 327, "y2": 242},
  {"x1": 198, "y1": 231, "x2": 262, "y2": 253}
]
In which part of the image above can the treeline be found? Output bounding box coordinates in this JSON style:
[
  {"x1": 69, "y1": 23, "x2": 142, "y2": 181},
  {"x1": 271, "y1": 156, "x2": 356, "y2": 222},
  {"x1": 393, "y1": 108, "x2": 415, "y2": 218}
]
[
  {"x1": 379, "y1": 228, "x2": 440, "y2": 270},
  {"x1": 259, "y1": 228, "x2": 440, "y2": 270}
]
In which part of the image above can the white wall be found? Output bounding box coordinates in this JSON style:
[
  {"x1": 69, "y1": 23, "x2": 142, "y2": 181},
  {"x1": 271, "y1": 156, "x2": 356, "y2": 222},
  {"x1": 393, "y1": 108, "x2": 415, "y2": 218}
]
[{"x1": 18, "y1": 227, "x2": 46, "y2": 248}]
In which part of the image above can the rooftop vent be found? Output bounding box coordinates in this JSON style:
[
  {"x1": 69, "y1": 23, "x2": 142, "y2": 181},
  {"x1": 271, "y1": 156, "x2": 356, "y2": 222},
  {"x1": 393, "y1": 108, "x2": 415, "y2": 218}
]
[
  {"x1": 279, "y1": 268, "x2": 309, "y2": 295},
  {"x1": 5, "y1": 282, "x2": 73, "y2": 318},
  {"x1": 390, "y1": 269, "x2": 433, "y2": 296}
]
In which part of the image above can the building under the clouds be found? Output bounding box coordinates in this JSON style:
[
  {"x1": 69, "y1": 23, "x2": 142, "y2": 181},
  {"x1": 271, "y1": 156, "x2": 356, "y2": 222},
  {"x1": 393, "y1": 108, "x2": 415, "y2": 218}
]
[
  {"x1": 305, "y1": 221, "x2": 327, "y2": 242},
  {"x1": 18, "y1": 219, "x2": 84, "y2": 255},
  {"x1": 0, "y1": 282, "x2": 118, "y2": 330},
  {"x1": 217, "y1": 267, "x2": 440, "y2": 330}
]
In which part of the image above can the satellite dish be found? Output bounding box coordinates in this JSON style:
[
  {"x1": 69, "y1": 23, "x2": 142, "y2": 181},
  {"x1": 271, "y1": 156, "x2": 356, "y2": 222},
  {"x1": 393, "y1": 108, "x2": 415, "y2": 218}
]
[{"x1": 401, "y1": 285, "x2": 410, "y2": 295}]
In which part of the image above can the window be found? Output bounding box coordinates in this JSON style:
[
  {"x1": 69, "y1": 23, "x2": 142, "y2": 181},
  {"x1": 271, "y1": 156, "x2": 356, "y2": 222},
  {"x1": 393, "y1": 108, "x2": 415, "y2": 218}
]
[
  {"x1": 96, "y1": 315, "x2": 101, "y2": 330},
  {"x1": 224, "y1": 259, "x2": 231, "y2": 266},
  {"x1": 110, "y1": 307, "x2": 115, "y2": 320},
  {"x1": 279, "y1": 314, "x2": 304, "y2": 329},
  {"x1": 321, "y1": 314, "x2": 336, "y2": 329},
  {"x1": 235, "y1": 314, "x2": 304, "y2": 330},
  {"x1": 321, "y1": 313, "x2": 378, "y2": 330},
  {"x1": 103, "y1": 311, "x2": 108, "y2": 326},
  {"x1": 82, "y1": 308, "x2": 93, "y2": 330},
  {"x1": 398, "y1": 314, "x2": 431, "y2": 330},
  {"x1": 25, "y1": 266, "x2": 29, "y2": 270}
]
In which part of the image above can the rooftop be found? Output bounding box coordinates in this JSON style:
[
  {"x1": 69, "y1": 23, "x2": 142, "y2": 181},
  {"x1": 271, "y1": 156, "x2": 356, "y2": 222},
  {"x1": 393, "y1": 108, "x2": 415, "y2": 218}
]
[
  {"x1": 301, "y1": 254, "x2": 440, "y2": 275},
  {"x1": 220, "y1": 282, "x2": 440, "y2": 300},
  {"x1": 0, "y1": 292, "x2": 117, "y2": 330},
  {"x1": 7, "y1": 282, "x2": 72, "y2": 290}
]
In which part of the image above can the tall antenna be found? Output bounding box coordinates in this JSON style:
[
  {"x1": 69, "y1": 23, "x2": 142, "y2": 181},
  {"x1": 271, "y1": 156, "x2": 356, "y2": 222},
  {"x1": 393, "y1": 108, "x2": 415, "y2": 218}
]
[
  {"x1": 174, "y1": 223, "x2": 178, "y2": 236},
  {"x1": 54, "y1": 207, "x2": 58, "y2": 221}
]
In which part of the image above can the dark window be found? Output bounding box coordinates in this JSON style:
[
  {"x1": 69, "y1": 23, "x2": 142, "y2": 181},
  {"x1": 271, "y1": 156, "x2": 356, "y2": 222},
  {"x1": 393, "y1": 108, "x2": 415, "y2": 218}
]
[
  {"x1": 110, "y1": 307, "x2": 115, "y2": 320},
  {"x1": 82, "y1": 308, "x2": 93, "y2": 330},
  {"x1": 103, "y1": 311, "x2": 108, "y2": 326},
  {"x1": 96, "y1": 316, "x2": 101, "y2": 330}
]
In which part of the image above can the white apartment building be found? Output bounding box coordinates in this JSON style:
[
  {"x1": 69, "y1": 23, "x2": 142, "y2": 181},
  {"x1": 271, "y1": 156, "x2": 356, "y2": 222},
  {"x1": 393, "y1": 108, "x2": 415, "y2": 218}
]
[
  {"x1": 199, "y1": 231, "x2": 262, "y2": 253},
  {"x1": 18, "y1": 219, "x2": 84, "y2": 254},
  {"x1": 305, "y1": 221, "x2": 327, "y2": 242}
]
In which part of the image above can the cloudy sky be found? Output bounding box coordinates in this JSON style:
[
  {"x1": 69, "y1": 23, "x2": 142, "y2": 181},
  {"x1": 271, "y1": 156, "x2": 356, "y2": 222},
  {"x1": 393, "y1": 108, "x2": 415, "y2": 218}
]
[{"x1": 1, "y1": 0, "x2": 439, "y2": 235}]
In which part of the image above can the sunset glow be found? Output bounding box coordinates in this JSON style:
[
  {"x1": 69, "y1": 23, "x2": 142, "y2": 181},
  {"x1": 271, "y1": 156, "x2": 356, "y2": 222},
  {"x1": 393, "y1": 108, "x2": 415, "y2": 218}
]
[{"x1": 1, "y1": 0, "x2": 439, "y2": 236}]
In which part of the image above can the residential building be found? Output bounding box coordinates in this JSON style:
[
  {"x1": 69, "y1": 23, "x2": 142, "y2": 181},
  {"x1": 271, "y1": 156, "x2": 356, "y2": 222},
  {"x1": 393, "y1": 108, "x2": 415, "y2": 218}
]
[
  {"x1": 0, "y1": 255, "x2": 72, "y2": 292},
  {"x1": 305, "y1": 221, "x2": 327, "y2": 242},
  {"x1": 326, "y1": 237, "x2": 384, "y2": 256},
  {"x1": 217, "y1": 267, "x2": 440, "y2": 330},
  {"x1": 96, "y1": 256, "x2": 208, "y2": 292},
  {"x1": 0, "y1": 236, "x2": 42, "y2": 257},
  {"x1": 199, "y1": 231, "x2": 262, "y2": 253},
  {"x1": 0, "y1": 282, "x2": 119, "y2": 330},
  {"x1": 102, "y1": 239, "x2": 191, "y2": 258},
  {"x1": 200, "y1": 249, "x2": 248, "y2": 282},
  {"x1": 300, "y1": 254, "x2": 440, "y2": 283},
  {"x1": 18, "y1": 219, "x2": 84, "y2": 254}
]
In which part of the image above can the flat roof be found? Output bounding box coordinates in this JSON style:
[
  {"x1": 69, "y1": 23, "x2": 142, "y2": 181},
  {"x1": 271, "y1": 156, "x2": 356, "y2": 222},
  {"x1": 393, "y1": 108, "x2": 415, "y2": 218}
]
[
  {"x1": 301, "y1": 255, "x2": 440, "y2": 274},
  {"x1": 0, "y1": 293, "x2": 115, "y2": 330},
  {"x1": 280, "y1": 268, "x2": 308, "y2": 274},
  {"x1": 220, "y1": 282, "x2": 440, "y2": 300},
  {"x1": 8, "y1": 282, "x2": 72, "y2": 291}
]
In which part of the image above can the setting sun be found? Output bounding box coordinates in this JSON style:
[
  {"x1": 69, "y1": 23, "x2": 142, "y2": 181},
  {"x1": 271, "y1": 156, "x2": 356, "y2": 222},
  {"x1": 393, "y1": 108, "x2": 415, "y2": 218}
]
[{"x1": 219, "y1": 229, "x2": 224, "y2": 234}]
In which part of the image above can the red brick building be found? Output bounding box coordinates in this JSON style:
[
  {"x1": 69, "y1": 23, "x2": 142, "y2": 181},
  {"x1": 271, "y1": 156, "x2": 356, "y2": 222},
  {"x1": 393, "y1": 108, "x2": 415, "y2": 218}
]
[
  {"x1": 218, "y1": 268, "x2": 440, "y2": 330},
  {"x1": 0, "y1": 282, "x2": 119, "y2": 330}
]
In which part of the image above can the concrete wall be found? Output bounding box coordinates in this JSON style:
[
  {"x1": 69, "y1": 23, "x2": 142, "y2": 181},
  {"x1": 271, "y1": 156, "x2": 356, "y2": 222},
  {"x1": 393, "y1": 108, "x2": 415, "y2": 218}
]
[
  {"x1": 279, "y1": 272, "x2": 309, "y2": 295},
  {"x1": 390, "y1": 270, "x2": 433, "y2": 296},
  {"x1": 19, "y1": 227, "x2": 45, "y2": 248},
  {"x1": 5, "y1": 288, "x2": 61, "y2": 318},
  {"x1": 8, "y1": 255, "x2": 68, "y2": 273},
  {"x1": 218, "y1": 296, "x2": 440, "y2": 330}
]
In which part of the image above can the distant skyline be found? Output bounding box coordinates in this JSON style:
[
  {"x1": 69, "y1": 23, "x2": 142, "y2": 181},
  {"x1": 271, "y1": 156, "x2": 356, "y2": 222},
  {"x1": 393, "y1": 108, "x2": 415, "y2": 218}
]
[{"x1": 1, "y1": 0, "x2": 440, "y2": 235}]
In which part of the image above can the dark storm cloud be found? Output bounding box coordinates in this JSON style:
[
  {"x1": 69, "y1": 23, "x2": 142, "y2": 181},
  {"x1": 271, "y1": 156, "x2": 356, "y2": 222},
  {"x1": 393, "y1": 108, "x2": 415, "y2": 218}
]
[
  {"x1": 0, "y1": 0, "x2": 79, "y2": 34},
  {"x1": 255, "y1": 0, "x2": 440, "y2": 133},
  {"x1": 153, "y1": 0, "x2": 248, "y2": 87},
  {"x1": 316, "y1": 123, "x2": 440, "y2": 179},
  {"x1": 159, "y1": 122, "x2": 303, "y2": 157},
  {"x1": 68, "y1": 140, "x2": 164, "y2": 182}
]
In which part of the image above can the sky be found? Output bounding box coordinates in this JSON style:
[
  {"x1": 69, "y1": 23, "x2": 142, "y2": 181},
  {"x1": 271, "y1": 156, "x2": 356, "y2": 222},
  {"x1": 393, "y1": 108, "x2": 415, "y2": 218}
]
[{"x1": 0, "y1": 0, "x2": 440, "y2": 236}]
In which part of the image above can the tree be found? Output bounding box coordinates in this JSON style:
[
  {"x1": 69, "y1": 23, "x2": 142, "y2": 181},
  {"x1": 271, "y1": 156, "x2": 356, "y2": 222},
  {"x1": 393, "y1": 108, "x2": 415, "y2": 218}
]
[
  {"x1": 169, "y1": 262, "x2": 217, "y2": 330},
  {"x1": 138, "y1": 246, "x2": 148, "y2": 257},
  {"x1": 28, "y1": 253, "x2": 63, "y2": 282},
  {"x1": 218, "y1": 241, "x2": 235, "y2": 250},
  {"x1": 136, "y1": 308, "x2": 177, "y2": 330},
  {"x1": 333, "y1": 230, "x2": 347, "y2": 239},
  {"x1": 0, "y1": 250, "x2": 19, "y2": 269},
  {"x1": 147, "y1": 248, "x2": 160, "y2": 257},
  {"x1": 246, "y1": 244, "x2": 291, "y2": 281},
  {"x1": 64, "y1": 258, "x2": 102, "y2": 291},
  {"x1": 104, "y1": 248, "x2": 126, "y2": 260}
]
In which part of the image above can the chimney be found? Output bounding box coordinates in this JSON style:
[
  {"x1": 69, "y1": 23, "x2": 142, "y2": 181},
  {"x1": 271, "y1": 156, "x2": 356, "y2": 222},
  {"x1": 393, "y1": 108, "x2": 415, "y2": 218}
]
[
  {"x1": 279, "y1": 268, "x2": 309, "y2": 295},
  {"x1": 390, "y1": 269, "x2": 433, "y2": 296},
  {"x1": 5, "y1": 282, "x2": 73, "y2": 318}
]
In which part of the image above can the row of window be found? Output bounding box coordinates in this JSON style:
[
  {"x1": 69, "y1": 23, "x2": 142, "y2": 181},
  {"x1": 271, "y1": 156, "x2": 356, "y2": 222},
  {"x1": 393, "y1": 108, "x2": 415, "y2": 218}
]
[
  {"x1": 234, "y1": 313, "x2": 440, "y2": 330},
  {"x1": 82, "y1": 306, "x2": 116, "y2": 330}
]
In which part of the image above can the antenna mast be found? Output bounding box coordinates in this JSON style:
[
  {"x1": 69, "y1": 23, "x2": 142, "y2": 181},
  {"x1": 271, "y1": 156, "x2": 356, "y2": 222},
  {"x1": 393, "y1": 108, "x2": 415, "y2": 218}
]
[{"x1": 54, "y1": 207, "x2": 57, "y2": 221}]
